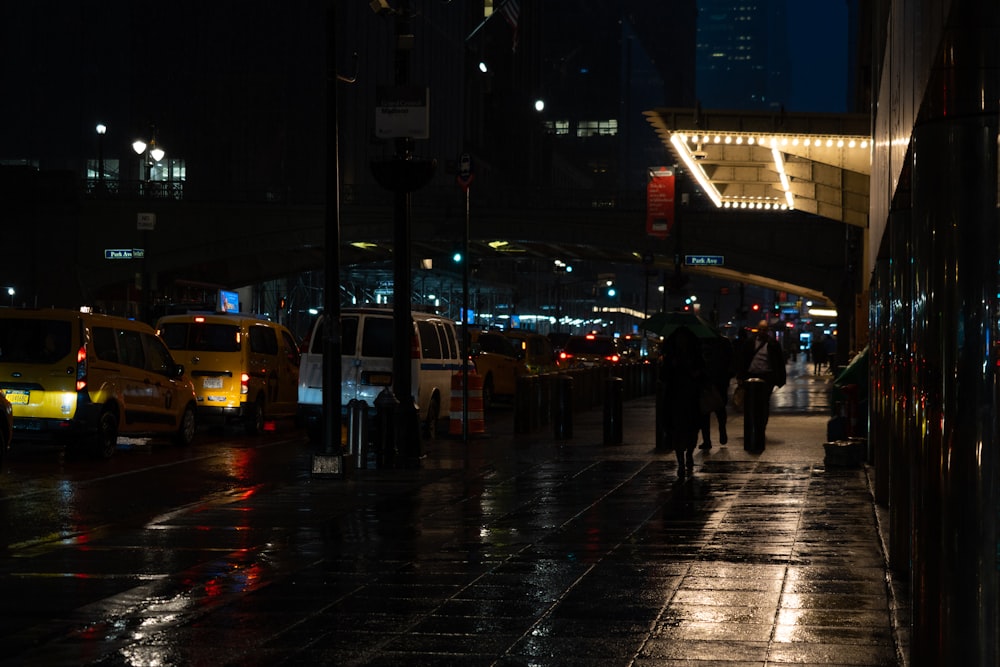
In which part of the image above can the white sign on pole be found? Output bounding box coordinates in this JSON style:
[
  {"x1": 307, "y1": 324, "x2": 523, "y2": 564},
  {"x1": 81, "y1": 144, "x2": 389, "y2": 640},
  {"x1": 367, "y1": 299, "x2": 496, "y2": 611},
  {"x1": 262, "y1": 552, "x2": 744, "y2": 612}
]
[{"x1": 137, "y1": 212, "x2": 156, "y2": 230}]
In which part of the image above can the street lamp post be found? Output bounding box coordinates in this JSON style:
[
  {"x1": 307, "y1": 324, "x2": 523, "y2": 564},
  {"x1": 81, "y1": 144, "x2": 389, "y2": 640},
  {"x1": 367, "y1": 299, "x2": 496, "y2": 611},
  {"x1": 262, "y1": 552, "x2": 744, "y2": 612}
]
[
  {"x1": 131, "y1": 129, "x2": 164, "y2": 321},
  {"x1": 132, "y1": 129, "x2": 165, "y2": 197},
  {"x1": 95, "y1": 123, "x2": 107, "y2": 193}
]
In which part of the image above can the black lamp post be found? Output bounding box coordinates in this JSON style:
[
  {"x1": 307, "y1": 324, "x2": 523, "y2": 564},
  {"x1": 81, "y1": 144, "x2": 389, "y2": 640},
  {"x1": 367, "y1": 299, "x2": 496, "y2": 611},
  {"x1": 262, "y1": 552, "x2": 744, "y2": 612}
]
[{"x1": 95, "y1": 123, "x2": 107, "y2": 193}]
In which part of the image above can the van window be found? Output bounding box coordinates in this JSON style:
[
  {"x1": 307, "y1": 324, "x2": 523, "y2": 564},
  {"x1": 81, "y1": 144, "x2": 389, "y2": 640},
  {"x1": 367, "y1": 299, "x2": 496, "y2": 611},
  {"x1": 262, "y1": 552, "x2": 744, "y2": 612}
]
[
  {"x1": 160, "y1": 322, "x2": 240, "y2": 352},
  {"x1": 142, "y1": 333, "x2": 176, "y2": 375},
  {"x1": 341, "y1": 316, "x2": 358, "y2": 355},
  {"x1": 441, "y1": 322, "x2": 459, "y2": 359},
  {"x1": 249, "y1": 326, "x2": 278, "y2": 355},
  {"x1": 281, "y1": 331, "x2": 300, "y2": 366},
  {"x1": 92, "y1": 326, "x2": 120, "y2": 363},
  {"x1": 477, "y1": 333, "x2": 516, "y2": 357},
  {"x1": 0, "y1": 318, "x2": 72, "y2": 364},
  {"x1": 417, "y1": 321, "x2": 442, "y2": 359},
  {"x1": 361, "y1": 317, "x2": 394, "y2": 357},
  {"x1": 119, "y1": 329, "x2": 146, "y2": 369}
]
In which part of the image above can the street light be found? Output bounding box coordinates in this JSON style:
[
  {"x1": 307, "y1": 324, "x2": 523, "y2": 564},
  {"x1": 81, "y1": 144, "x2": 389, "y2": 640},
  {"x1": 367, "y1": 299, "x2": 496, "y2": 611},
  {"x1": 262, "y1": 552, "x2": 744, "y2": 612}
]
[
  {"x1": 132, "y1": 129, "x2": 165, "y2": 196},
  {"x1": 7, "y1": 287, "x2": 14, "y2": 307}
]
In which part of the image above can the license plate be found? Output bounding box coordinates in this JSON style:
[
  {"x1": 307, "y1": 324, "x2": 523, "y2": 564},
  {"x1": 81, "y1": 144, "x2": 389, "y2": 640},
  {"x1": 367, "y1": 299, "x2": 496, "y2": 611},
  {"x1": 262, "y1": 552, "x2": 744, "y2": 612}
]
[
  {"x1": 362, "y1": 372, "x2": 392, "y2": 386},
  {"x1": 4, "y1": 389, "x2": 29, "y2": 405},
  {"x1": 202, "y1": 377, "x2": 224, "y2": 389}
]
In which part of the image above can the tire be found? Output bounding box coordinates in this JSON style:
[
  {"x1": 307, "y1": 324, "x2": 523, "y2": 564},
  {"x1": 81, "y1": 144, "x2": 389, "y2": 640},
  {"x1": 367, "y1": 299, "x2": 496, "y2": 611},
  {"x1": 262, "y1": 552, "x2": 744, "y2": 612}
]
[
  {"x1": 175, "y1": 404, "x2": 197, "y2": 446},
  {"x1": 244, "y1": 399, "x2": 264, "y2": 435},
  {"x1": 93, "y1": 409, "x2": 118, "y2": 460}
]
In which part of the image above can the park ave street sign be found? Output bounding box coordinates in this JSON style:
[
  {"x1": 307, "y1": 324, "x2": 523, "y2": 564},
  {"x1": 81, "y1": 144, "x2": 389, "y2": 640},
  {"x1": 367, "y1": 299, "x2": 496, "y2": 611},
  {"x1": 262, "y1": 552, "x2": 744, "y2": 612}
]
[
  {"x1": 685, "y1": 254, "x2": 724, "y2": 266},
  {"x1": 105, "y1": 249, "x2": 144, "y2": 260}
]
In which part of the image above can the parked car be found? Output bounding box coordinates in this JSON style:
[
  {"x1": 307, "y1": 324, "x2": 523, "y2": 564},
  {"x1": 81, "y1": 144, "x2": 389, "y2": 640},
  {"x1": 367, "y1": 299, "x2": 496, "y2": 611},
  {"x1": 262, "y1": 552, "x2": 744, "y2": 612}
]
[
  {"x1": 157, "y1": 312, "x2": 301, "y2": 434},
  {"x1": 298, "y1": 308, "x2": 462, "y2": 441},
  {"x1": 503, "y1": 330, "x2": 560, "y2": 374},
  {"x1": 0, "y1": 389, "x2": 11, "y2": 464},
  {"x1": 467, "y1": 330, "x2": 527, "y2": 408},
  {"x1": 557, "y1": 333, "x2": 621, "y2": 368},
  {"x1": 0, "y1": 308, "x2": 198, "y2": 459}
]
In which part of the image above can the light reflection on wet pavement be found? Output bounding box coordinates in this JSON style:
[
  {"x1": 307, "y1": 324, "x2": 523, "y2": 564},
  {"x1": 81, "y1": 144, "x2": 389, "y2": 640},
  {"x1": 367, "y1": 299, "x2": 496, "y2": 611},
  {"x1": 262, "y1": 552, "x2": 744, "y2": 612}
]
[{"x1": 0, "y1": 360, "x2": 908, "y2": 666}]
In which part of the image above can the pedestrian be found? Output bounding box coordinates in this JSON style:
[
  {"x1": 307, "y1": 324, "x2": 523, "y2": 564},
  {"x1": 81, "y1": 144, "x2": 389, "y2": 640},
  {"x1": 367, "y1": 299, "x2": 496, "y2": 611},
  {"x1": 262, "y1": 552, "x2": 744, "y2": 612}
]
[
  {"x1": 823, "y1": 333, "x2": 837, "y2": 374},
  {"x1": 737, "y1": 320, "x2": 787, "y2": 436},
  {"x1": 698, "y1": 334, "x2": 735, "y2": 451},
  {"x1": 659, "y1": 325, "x2": 705, "y2": 479},
  {"x1": 810, "y1": 336, "x2": 827, "y2": 375}
]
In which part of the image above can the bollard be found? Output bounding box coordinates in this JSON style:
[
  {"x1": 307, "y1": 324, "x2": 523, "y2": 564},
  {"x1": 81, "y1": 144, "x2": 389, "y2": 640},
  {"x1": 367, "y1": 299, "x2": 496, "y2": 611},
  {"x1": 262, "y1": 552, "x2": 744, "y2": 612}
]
[
  {"x1": 374, "y1": 388, "x2": 399, "y2": 469},
  {"x1": 514, "y1": 375, "x2": 532, "y2": 434},
  {"x1": 553, "y1": 374, "x2": 573, "y2": 439},
  {"x1": 528, "y1": 376, "x2": 542, "y2": 430},
  {"x1": 347, "y1": 399, "x2": 369, "y2": 470},
  {"x1": 603, "y1": 376, "x2": 624, "y2": 445},
  {"x1": 743, "y1": 378, "x2": 768, "y2": 452}
]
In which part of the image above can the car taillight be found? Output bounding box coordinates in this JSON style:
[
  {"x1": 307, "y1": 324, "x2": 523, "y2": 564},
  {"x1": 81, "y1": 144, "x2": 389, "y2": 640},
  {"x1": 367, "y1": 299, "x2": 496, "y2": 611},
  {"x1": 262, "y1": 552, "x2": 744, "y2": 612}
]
[
  {"x1": 241, "y1": 373, "x2": 250, "y2": 395},
  {"x1": 559, "y1": 351, "x2": 571, "y2": 361},
  {"x1": 76, "y1": 345, "x2": 88, "y2": 391},
  {"x1": 608, "y1": 354, "x2": 620, "y2": 363},
  {"x1": 411, "y1": 333, "x2": 421, "y2": 359}
]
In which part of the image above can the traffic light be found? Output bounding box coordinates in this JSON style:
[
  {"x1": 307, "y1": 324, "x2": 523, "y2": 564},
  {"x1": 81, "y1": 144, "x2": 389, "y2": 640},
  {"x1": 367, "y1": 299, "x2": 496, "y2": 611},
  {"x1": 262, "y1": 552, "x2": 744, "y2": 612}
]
[
  {"x1": 751, "y1": 303, "x2": 761, "y2": 313},
  {"x1": 605, "y1": 281, "x2": 617, "y2": 299},
  {"x1": 452, "y1": 251, "x2": 463, "y2": 264}
]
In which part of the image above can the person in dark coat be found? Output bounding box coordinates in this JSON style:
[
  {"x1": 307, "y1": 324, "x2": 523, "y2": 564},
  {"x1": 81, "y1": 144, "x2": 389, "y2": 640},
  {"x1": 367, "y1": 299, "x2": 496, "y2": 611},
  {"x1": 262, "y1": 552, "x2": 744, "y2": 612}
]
[
  {"x1": 699, "y1": 334, "x2": 735, "y2": 450},
  {"x1": 737, "y1": 320, "x2": 787, "y2": 433},
  {"x1": 659, "y1": 325, "x2": 705, "y2": 478}
]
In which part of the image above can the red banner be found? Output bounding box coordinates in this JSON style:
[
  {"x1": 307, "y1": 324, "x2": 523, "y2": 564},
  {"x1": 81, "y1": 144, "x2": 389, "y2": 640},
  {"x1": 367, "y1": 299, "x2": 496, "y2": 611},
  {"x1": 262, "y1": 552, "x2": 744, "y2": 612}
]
[{"x1": 646, "y1": 167, "x2": 675, "y2": 239}]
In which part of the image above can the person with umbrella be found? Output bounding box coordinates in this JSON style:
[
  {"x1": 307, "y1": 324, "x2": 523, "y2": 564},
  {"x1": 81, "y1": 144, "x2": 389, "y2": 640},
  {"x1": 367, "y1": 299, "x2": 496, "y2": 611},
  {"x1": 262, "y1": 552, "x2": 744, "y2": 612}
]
[{"x1": 658, "y1": 325, "x2": 705, "y2": 479}]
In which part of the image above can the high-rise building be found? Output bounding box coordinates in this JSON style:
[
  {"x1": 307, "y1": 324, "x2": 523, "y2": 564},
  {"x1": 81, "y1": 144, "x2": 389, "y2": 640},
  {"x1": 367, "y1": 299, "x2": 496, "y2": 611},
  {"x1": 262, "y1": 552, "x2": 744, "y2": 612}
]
[{"x1": 696, "y1": 0, "x2": 791, "y2": 110}]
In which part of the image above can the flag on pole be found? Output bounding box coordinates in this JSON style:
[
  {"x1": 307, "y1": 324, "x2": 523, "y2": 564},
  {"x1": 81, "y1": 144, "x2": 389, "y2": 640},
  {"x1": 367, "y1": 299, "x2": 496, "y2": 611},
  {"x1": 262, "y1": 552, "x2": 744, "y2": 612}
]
[{"x1": 498, "y1": 0, "x2": 519, "y2": 52}]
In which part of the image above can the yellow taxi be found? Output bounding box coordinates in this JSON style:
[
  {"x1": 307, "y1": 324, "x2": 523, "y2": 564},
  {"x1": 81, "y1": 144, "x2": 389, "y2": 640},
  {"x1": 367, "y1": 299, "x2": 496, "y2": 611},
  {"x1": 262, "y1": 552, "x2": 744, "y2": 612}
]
[
  {"x1": 157, "y1": 312, "x2": 300, "y2": 434},
  {"x1": 0, "y1": 308, "x2": 198, "y2": 459},
  {"x1": 466, "y1": 330, "x2": 527, "y2": 408}
]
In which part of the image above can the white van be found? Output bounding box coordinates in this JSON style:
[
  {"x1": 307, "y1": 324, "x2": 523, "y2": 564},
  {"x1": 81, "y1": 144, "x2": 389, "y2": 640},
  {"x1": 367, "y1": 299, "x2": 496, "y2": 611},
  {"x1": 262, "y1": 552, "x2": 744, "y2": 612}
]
[{"x1": 297, "y1": 308, "x2": 462, "y2": 440}]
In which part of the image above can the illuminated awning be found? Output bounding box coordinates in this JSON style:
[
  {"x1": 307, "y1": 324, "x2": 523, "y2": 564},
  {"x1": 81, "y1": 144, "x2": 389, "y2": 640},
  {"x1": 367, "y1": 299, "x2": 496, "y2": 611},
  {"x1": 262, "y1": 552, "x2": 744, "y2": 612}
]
[{"x1": 644, "y1": 108, "x2": 871, "y2": 228}]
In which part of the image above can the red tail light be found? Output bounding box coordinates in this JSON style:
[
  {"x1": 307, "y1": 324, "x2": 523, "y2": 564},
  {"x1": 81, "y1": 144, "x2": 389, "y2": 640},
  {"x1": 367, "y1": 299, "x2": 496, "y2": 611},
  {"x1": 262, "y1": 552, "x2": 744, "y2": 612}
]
[
  {"x1": 559, "y1": 351, "x2": 572, "y2": 361},
  {"x1": 411, "y1": 333, "x2": 421, "y2": 359},
  {"x1": 240, "y1": 372, "x2": 250, "y2": 395},
  {"x1": 608, "y1": 354, "x2": 620, "y2": 363},
  {"x1": 75, "y1": 345, "x2": 88, "y2": 391}
]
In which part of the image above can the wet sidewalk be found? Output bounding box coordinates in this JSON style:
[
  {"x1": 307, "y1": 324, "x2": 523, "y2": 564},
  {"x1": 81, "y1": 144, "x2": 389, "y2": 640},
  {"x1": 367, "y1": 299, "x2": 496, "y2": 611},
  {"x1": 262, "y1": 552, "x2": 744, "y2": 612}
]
[{"x1": 8, "y1": 361, "x2": 909, "y2": 666}]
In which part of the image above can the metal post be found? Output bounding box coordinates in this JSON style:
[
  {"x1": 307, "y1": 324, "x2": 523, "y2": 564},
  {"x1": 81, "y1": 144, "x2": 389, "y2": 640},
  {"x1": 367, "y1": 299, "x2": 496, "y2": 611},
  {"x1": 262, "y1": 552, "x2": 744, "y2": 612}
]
[{"x1": 312, "y1": 0, "x2": 344, "y2": 478}]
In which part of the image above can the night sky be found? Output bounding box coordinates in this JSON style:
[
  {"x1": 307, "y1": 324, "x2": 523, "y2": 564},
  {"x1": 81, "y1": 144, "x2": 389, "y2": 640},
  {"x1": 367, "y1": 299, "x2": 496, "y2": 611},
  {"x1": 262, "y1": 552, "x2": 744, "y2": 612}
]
[{"x1": 785, "y1": 2, "x2": 849, "y2": 112}]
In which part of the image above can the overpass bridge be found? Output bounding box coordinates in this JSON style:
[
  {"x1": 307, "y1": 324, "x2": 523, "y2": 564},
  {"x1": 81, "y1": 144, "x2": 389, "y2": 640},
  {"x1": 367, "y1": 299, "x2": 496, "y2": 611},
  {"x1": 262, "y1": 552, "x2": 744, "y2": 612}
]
[{"x1": 8, "y1": 109, "x2": 869, "y2": 341}]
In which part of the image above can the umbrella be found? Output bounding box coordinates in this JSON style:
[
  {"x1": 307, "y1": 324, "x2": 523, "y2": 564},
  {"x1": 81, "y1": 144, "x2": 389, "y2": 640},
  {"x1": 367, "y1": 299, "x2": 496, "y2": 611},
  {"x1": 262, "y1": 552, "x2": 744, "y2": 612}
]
[{"x1": 640, "y1": 311, "x2": 720, "y2": 339}]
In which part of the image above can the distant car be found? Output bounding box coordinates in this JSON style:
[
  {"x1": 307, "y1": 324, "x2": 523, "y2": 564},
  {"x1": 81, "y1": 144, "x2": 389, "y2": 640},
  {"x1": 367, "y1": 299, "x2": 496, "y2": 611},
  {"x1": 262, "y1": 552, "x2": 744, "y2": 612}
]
[
  {"x1": 619, "y1": 333, "x2": 655, "y2": 363},
  {"x1": 558, "y1": 334, "x2": 621, "y2": 368},
  {"x1": 503, "y1": 330, "x2": 560, "y2": 374},
  {"x1": 468, "y1": 330, "x2": 527, "y2": 407},
  {"x1": 0, "y1": 389, "x2": 11, "y2": 464},
  {"x1": 547, "y1": 332, "x2": 572, "y2": 356}
]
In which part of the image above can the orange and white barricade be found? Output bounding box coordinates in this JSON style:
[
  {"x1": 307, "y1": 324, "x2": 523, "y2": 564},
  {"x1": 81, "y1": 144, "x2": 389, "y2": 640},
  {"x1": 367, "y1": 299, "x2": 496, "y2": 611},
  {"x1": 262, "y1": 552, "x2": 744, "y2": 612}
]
[{"x1": 449, "y1": 368, "x2": 486, "y2": 436}]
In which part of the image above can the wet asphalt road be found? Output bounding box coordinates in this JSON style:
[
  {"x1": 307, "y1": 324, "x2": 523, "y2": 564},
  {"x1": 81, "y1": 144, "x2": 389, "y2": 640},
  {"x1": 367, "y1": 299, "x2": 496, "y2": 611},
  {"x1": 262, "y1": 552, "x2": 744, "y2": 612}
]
[{"x1": 0, "y1": 358, "x2": 906, "y2": 666}]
